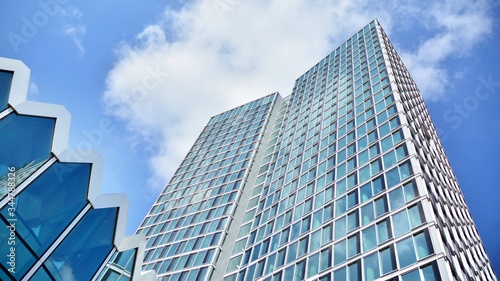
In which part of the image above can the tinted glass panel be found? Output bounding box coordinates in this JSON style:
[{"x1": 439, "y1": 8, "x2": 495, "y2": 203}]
[
  {"x1": 0, "y1": 113, "x2": 54, "y2": 198},
  {"x1": 0, "y1": 267, "x2": 13, "y2": 281},
  {"x1": 0, "y1": 70, "x2": 13, "y2": 111},
  {"x1": 1, "y1": 162, "x2": 90, "y2": 256},
  {"x1": 402, "y1": 270, "x2": 420, "y2": 281},
  {"x1": 30, "y1": 267, "x2": 53, "y2": 281},
  {"x1": 397, "y1": 237, "x2": 417, "y2": 268},
  {"x1": 379, "y1": 247, "x2": 396, "y2": 274},
  {"x1": 415, "y1": 232, "x2": 433, "y2": 259},
  {"x1": 363, "y1": 253, "x2": 379, "y2": 281},
  {"x1": 393, "y1": 210, "x2": 410, "y2": 237},
  {"x1": 42, "y1": 207, "x2": 117, "y2": 280},
  {"x1": 0, "y1": 224, "x2": 36, "y2": 279},
  {"x1": 334, "y1": 267, "x2": 346, "y2": 280},
  {"x1": 334, "y1": 240, "x2": 346, "y2": 265},
  {"x1": 362, "y1": 226, "x2": 376, "y2": 251},
  {"x1": 422, "y1": 262, "x2": 441, "y2": 281},
  {"x1": 113, "y1": 248, "x2": 137, "y2": 272}
]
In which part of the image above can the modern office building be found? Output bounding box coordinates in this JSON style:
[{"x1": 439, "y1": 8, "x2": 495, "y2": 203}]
[
  {"x1": 137, "y1": 20, "x2": 497, "y2": 281},
  {"x1": 0, "y1": 58, "x2": 155, "y2": 280}
]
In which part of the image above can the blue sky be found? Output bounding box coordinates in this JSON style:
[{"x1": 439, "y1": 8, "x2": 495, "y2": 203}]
[{"x1": 1, "y1": 0, "x2": 499, "y2": 274}]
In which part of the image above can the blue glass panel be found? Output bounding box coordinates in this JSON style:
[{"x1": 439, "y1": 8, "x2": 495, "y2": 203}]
[
  {"x1": 362, "y1": 225, "x2": 376, "y2": 251},
  {"x1": 295, "y1": 260, "x2": 305, "y2": 280},
  {"x1": 334, "y1": 267, "x2": 346, "y2": 280},
  {"x1": 284, "y1": 266, "x2": 294, "y2": 280},
  {"x1": 363, "y1": 253, "x2": 380, "y2": 281},
  {"x1": 30, "y1": 266, "x2": 52, "y2": 281},
  {"x1": 397, "y1": 236, "x2": 417, "y2": 268},
  {"x1": 415, "y1": 232, "x2": 433, "y2": 259},
  {"x1": 379, "y1": 247, "x2": 396, "y2": 274},
  {"x1": 1, "y1": 162, "x2": 90, "y2": 256},
  {"x1": 42, "y1": 207, "x2": 117, "y2": 280},
  {"x1": 385, "y1": 167, "x2": 400, "y2": 188},
  {"x1": 409, "y1": 205, "x2": 424, "y2": 228},
  {"x1": 99, "y1": 269, "x2": 121, "y2": 281},
  {"x1": 320, "y1": 248, "x2": 331, "y2": 272},
  {"x1": 349, "y1": 261, "x2": 361, "y2": 281},
  {"x1": 0, "y1": 266, "x2": 14, "y2": 281},
  {"x1": 422, "y1": 262, "x2": 441, "y2": 281},
  {"x1": 0, "y1": 71, "x2": 13, "y2": 112},
  {"x1": 333, "y1": 240, "x2": 346, "y2": 265},
  {"x1": 393, "y1": 210, "x2": 410, "y2": 237},
  {"x1": 112, "y1": 248, "x2": 136, "y2": 272},
  {"x1": 0, "y1": 221, "x2": 37, "y2": 279},
  {"x1": 0, "y1": 113, "x2": 55, "y2": 194},
  {"x1": 402, "y1": 269, "x2": 420, "y2": 281},
  {"x1": 307, "y1": 253, "x2": 319, "y2": 278}
]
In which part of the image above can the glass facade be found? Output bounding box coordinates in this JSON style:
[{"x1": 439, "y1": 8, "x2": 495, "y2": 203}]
[
  {"x1": 97, "y1": 248, "x2": 138, "y2": 280},
  {"x1": 0, "y1": 58, "x2": 153, "y2": 280},
  {"x1": 0, "y1": 113, "x2": 55, "y2": 200},
  {"x1": 136, "y1": 93, "x2": 281, "y2": 280},
  {"x1": 139, "y1": 20, "x2": 497, "y2": 281}
]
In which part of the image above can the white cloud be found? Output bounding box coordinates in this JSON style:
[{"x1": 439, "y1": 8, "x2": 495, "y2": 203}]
[
  {"x1": 102, "y1": 0, "x2": 494, "y2": 188},
  {"x1": 60, "y1": 7, "x2": 86, "y2": 56},
  {"x1": 396, "y1": 0, "x2": 493, "y2": 99}
]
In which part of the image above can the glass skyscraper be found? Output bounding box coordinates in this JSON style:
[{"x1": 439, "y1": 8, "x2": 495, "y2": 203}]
[{"x1": 137, "y1": 20, "x2": 497, "y2": 281}]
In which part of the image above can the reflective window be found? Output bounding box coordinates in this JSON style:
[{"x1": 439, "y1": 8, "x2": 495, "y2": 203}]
[
  {"x1": 361, "y1": 202, "x2": 374, "y2": 225},
  {"x1": 347, "y1": 234, "x2": 360, "y2": 258},
  {"x1": 374, "y1": 196, "x2": 388, "y2": 217},
  {"x1": 310, "y1": 230, "x2": 321, "y2": 251},
  {"x1": 307, "y1": 253, "x2": 319, "y2": 278},
  {"x1": 415, "y1": 232, "x2": 433, "y2": 259},
  {"x1": 408, "y1": 204, "x2": 424, "y2": 228},
  {"x1": 0, "y1": 226, "x2": 37, "y2": 279},
  {"x1": 42, "y1": 207, "x2": 117, "y2": 280},
  {"x1": 347, "y1": 210, "x2": 359, "y2": 232},
  {"x1": 379, "y1": 247, "x2": 396, "y2": 274},
  {"x1": 385, "y1": 167, "x2": 400, "y2": 188},
  {"x1": 396, "y1": 236, "x2": 417, "y2": 268},
  {"x1": 422, "y1": 262, "x2": 441, "y2": 281},
  {"x1": 334, "y1": 266, "x2": 346, "y2": 280},
  {"x1": 393, "y1": 209, "x2": 411, "y2": 237},
  {"x1": 1, "y1": 162, "x2": 90, "y2": 257},
  {"x1": 389, "y1": 188, "x2": 405, "y2": 210},
  {"x1": 320, "y1": 247, "x2": 331, "y2": 271},
  {"x1": 362, "y1": 225, "x2": 376, "y2": 251},
  {"x1": 0, "y1": 70, "x2": 13, "y2": 111},
  {"x1": 335, "y1": 216, "x2": 347, "y2": 239},
  {"x1": 334, "y1": 239, "x2": 347, "y2": 265},
  {"x1": 363, "y1": 252, "x2": 380, "y2": 281},
  {"x1": 376, "y1": 219, "x2": 391, "y2": 244},
  {"x1": 360, "y1": 182, "x2": 372, "y2": 203},
  {"x1": 0, "y1": 114, "x2": 55, "y2": 191},
  {"x1": 402, "y1": 269, "x2": 420, "y2": 281}
]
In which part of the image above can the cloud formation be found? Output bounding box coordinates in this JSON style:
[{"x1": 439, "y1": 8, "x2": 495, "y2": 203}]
[
  {"x1": 60, "y1": 6, "x2": 86, "y2": 56},
  {"x1": 102, "y1": 0, "x2": 493, "y2": 188},
  {"x1": 394, "y1": 0, "x2": 493, "y2": 98}
]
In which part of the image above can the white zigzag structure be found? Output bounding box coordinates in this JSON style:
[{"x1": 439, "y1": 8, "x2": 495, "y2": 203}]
[{"x1": 0, "y1": 57, "x2": 155, "y2": 281}]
